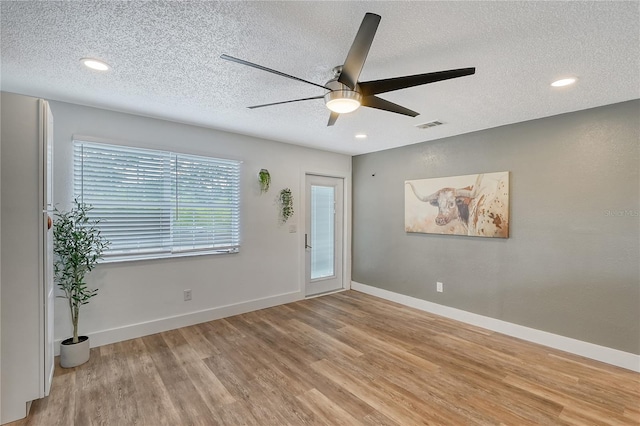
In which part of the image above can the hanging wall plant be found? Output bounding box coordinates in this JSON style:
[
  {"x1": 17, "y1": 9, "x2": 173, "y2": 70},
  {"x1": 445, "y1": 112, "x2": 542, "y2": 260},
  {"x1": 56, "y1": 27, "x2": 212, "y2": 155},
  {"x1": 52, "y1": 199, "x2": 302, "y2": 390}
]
[
  {"x1": 258, "y1": 169, "x2": 271, "y2": 193},
  {"x1": 279, "y1": 188, "x2": 294, "y2": 223}
]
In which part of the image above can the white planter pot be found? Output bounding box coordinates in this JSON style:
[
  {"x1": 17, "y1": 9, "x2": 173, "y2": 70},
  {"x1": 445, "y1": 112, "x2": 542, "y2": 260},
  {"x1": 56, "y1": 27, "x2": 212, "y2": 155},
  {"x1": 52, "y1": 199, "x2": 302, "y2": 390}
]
[{"x1": 60, "y1": 336, "x2": 90, "y2": 368}]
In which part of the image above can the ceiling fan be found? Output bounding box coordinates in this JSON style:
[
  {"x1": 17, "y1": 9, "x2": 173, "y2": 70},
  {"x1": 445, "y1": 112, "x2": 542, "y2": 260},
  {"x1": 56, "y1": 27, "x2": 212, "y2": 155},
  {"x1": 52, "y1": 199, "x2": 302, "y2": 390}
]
[{"x1": 221, "y1": 12, "x2": 476, "y2": 126}]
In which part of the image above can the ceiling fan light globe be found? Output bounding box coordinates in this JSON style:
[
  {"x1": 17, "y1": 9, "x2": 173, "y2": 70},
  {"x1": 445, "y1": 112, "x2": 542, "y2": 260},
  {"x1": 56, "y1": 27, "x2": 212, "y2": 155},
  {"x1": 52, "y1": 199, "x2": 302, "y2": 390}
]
[
  {"x1": 326, "y1": 99, "x2": 360, "y2": 113},
  {"x1": 325, "y1": 90, "x2": 362, "y2": 114}
]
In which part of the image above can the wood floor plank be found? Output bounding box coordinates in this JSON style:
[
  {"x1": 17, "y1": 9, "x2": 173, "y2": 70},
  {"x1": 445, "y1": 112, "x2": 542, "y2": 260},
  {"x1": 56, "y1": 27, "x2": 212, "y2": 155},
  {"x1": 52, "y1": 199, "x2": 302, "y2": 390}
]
[
  {"x1": 285, "y1": 299, "x2": 350, "y2": 330},
  {"x1": 296, "y1": 388, "x2": 362, "y2": 426},
  {"x1": 15, "y1": 290, "x2": 640, "y2": 426},
  {"x1": 250, "y1": 372, "x2": 318, "y2": 425},
  {"x1": 336, "y1": 325, "x2": 440, "y2": 372},
  {"x1": 349, "y1": 352, "x2": 505, "y2": 425},
  {"x1": 142, "y1": 333, "x2": 220, "y2": 425},
  {"x1": 185, "y1": 323, "x2": 224, "y2": 358},
  {"x1": 623, "y1": 405, "x2": 640, "y2": 424},
  {"x1": 503, "y1": 373, "x2": 633, "y2": 424},
  {"x1": 19, "y1": 361, "x2": 76, "y2": 426},
  {"x1": 168, "y1": 329, "x2": 236, "y2": 408},
  {"x1": 212, "y1": 399, "x2": 260, "y2": 426},
  {"x1": 312, "y1": 357, "x2": 449, "y2": 425},
  {"x1": 123, "y1": 338, "x2": 182, "y2": 425},
  {"x1": 286, "y1": 318, "x2": 363, "y2": 359},
  {"x1": 360, "y1": 411, "x2": 400, "y2": 426},
  {"x1": 224, "y1": 312, "x2": 376, "y2": 420},
  {"x1": 72, "y1": 347, "x2": 113, "y2": 426}
]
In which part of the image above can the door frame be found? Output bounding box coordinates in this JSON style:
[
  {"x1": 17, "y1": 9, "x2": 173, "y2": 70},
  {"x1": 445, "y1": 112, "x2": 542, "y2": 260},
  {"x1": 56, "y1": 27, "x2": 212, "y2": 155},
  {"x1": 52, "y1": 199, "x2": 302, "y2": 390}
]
[
  {"x1": 299, "y1": 169, "x2": 351, "y2": 298},
  {"x1": 38, "y1": 99, "x2": 54, "y2": 397}
]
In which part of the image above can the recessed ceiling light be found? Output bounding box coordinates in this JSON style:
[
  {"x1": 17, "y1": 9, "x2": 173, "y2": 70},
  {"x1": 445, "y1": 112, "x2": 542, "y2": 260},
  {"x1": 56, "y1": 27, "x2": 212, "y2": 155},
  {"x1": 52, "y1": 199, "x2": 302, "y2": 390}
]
[
  {"x1": 355, "y1": 133, "x2": 367, "y2": 139},
  {"x1": 81, "y1": 58, "x2": 110, "y2": 71},
  {"x1": 551, "y1": 77, "x2": 576, "y2": 87}
]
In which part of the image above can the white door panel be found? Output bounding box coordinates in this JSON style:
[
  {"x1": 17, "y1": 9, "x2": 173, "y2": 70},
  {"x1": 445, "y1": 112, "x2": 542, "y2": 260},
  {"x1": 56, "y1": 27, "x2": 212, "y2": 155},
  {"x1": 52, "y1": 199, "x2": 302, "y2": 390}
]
[
  {"x1": 40, "y1": 99, "x2": 54, "y2": 396},
  {"x1": 305, "y1": 175, "x2": 344, "y2": 296}
]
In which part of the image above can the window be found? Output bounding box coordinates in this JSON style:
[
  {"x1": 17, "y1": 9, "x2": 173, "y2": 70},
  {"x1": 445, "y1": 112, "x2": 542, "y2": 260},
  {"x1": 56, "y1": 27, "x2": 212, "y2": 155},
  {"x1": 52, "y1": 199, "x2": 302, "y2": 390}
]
[{"x1": 74, "y1": 140, "x2": 241, "y2": 261}]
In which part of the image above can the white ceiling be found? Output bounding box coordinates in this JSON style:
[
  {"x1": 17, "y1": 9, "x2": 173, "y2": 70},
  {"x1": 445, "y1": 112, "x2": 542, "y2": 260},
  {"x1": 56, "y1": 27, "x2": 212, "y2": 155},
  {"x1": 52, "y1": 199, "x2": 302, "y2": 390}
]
[{"x1": 1, "y1": 1, "x2": 638, "y2": 155}]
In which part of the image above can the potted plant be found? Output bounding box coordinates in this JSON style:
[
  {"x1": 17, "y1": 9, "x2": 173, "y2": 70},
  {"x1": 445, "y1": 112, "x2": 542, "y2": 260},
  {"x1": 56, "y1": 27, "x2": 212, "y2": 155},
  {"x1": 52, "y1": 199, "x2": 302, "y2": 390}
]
[
  {"x1": 53, "y1": 199, "x2": 109, "y2": 368},
  {"x1": 279, "y1": 188, "x2": 294, "y2": 223},
  {"x1": 258, "y1": 169, "x2": 271, "y2": 193}
]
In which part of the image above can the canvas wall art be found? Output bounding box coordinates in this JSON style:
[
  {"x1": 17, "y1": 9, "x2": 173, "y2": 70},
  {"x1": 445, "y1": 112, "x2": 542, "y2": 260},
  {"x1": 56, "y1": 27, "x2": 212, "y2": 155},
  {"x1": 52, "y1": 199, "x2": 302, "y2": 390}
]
[{"x1": 405, "y1": 171, "x2": 509, "y2": 238}]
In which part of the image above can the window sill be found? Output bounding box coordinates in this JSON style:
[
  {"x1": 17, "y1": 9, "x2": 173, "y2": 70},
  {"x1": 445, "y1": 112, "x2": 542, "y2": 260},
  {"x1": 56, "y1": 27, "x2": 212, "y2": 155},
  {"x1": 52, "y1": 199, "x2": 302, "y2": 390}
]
[{"x1": 100, "y1": 247, "x2": 240, "y2": 264}]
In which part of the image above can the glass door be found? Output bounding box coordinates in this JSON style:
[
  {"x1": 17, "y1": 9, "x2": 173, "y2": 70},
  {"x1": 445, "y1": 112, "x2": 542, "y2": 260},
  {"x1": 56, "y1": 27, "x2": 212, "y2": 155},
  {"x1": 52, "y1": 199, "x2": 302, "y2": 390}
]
[{"x1": 305, "y1": 175, "x2": 344, "y2": 296}]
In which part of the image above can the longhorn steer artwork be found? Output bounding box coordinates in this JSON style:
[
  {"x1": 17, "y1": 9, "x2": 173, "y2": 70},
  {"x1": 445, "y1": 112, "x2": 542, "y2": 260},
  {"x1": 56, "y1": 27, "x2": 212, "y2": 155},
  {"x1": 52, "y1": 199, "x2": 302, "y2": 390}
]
[{"x1": 405, "y1": 172, "x2": 509, "y2": 238}]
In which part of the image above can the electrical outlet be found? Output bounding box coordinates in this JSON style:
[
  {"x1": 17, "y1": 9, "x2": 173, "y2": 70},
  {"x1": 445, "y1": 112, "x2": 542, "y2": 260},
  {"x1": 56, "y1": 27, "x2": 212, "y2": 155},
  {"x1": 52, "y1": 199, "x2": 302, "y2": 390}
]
[
  {"x1": 436, "y1": 282, "x2": 444, "y2": 293},
  {"x1": 184, "y1": 289, "x2": 192, "y2": 301}
]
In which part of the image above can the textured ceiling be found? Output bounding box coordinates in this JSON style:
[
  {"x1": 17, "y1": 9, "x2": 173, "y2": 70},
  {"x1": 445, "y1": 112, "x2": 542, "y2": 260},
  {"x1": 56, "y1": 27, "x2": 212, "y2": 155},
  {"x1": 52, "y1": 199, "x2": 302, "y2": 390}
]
[{"x1": 1, "y1": 1, "x2": 638, "y2": 155}]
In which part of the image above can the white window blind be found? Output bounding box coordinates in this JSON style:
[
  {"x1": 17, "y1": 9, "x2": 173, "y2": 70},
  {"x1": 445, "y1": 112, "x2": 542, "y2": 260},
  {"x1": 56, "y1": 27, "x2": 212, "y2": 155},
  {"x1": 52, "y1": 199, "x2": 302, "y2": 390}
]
[{"x1": 74, "y1": 140, "x2": 241, "y2": 261}]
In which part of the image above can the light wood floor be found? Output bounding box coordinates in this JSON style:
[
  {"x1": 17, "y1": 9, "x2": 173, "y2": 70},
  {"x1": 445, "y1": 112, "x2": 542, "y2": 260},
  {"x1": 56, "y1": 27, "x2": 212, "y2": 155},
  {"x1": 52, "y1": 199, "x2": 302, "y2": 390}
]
[{"x1": 13, "y1": 290, "x2": 640, "y2": 425}]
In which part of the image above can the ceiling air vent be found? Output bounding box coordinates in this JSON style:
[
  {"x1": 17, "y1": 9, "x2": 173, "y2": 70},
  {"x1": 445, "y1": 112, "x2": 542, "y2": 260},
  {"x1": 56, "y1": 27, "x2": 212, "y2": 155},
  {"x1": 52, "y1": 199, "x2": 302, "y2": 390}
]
[{"x1": 415, "y1": 120, "x2": 444, "y2": 129}]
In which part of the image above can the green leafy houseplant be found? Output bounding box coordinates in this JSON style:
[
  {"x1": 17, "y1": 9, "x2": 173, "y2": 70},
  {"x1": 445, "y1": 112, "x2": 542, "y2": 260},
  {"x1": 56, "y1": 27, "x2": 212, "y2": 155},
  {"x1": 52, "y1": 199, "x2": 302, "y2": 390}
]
[
  {"x1": 53, "y1": 199, "x2": 110, "y2": 344},
  {"x1": 258, "y1": 169, "x2": 271, "y2": 193},
  {"x1": 279, "y1": 188, "x2": 294, "y2": 223}
]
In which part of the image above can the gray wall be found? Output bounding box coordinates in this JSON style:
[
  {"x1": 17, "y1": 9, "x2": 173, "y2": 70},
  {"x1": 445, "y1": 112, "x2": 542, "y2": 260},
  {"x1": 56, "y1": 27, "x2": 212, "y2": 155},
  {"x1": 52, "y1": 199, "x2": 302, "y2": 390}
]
[{"x1": 353, "y1": 100, "x2": 639, "y2": 355}]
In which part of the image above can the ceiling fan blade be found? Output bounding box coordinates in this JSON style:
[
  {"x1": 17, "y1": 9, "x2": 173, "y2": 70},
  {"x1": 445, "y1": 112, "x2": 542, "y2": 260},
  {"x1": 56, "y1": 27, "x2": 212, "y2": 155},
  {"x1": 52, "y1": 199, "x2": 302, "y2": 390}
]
[
  {"x1": 327, "y1": 111, "x2": 339, "y2": 126},
  {"x1": 359, "y1": 67, "x2": 476, "y2": 96},
  {"x1": 221, "y1": 54, "x2": 328, "y2": 91},
  {"x1": 361, "y1": 95, "x2": 419, "y2": 117},
  {"x1": 338, "y1": 13, "x2": 381, "y2": 90},
  {"x1": 248, "y1": 96, "x2": 324, "y2": 109}
]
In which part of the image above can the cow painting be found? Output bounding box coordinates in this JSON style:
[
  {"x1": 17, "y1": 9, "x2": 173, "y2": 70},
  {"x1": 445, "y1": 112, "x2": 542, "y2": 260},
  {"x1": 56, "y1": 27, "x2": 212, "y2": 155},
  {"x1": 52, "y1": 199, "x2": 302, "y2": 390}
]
[{"x1": 405, "y1": 172, "x2": 509, "y2": 238}]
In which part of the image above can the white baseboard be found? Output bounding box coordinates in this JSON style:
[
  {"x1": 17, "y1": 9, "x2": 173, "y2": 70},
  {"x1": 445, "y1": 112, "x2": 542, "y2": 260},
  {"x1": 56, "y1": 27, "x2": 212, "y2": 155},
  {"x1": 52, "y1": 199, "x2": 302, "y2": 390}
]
[
  {"x1": 54, "y1": 290, "x2": 303, "y2": 356},
  {"x1": 351, "y1": 281, "x2": 640, "y2": 373}
]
